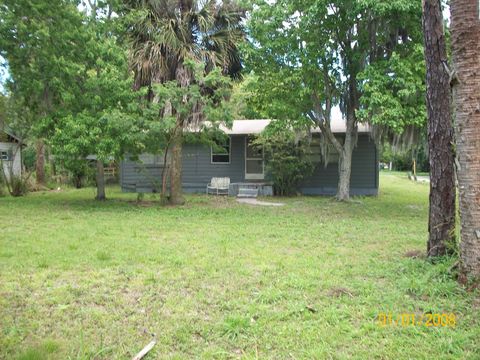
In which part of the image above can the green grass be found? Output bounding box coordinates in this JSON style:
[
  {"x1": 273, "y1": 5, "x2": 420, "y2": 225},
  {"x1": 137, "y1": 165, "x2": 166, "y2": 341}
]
[{"x1": 0, "y1": 173, "x2": 478, "y2": 359}]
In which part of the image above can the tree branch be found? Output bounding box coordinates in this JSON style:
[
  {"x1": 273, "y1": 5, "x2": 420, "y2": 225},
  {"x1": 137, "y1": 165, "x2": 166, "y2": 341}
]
[{"x1": 310, "y1": 92, "x2": 343, "y2": 154}]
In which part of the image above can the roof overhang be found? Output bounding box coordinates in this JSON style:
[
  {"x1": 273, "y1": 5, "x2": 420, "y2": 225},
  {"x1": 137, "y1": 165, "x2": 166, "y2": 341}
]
[
  {"x1": 0, "y1": 121, "x2": 23, "y2": 144},
  {"x1": 197, "y1": 119, "x2": 370, "y2": 135}
]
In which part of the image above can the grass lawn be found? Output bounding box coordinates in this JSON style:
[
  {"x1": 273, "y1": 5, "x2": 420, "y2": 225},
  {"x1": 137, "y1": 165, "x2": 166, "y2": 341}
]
[{"x1": 0, "y1": 173, "x2": 479, "y2": 359}]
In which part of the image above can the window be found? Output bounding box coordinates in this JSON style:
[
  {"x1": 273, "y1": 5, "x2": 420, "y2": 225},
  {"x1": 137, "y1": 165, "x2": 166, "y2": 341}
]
[
  {"x1": 211, "y1": 137, "x2": 231, "y2": 164},
  {"x1": 1, "y1": 151, "x2": 10, "y2": 161}
]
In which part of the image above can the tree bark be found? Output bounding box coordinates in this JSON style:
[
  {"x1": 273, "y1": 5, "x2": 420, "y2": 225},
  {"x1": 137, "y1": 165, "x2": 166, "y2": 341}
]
[
  {"x1": 168, "y1": 62, "x2": 190, "y2": 206},
  {"x1": 95, "y1": 159, "x2": 106, "y2": 201},
  {"x1": 336, "y1": 76, "x2": 359, "y2": 201},
  {"x1": 337, "y1": 130, "x2": 354, "y2": 201},
  {"x1": 169, "y1": 124, "x2": 185, "y2": 205},
  {"x1": 450, "y1": 0, "x2": 480, "y2": 278},
  {"x1": 337, "y1": 150, "x2": 352, "y2": 200},
  {"x1": 35, "y1": 138, "x2": 46, "y2": 186},
  {"x1": 422, "y1": 0, "x2": 456, "y2": 257},
  {"x1": 161, "y1": 146, "x2": 170, "y2": 204}
]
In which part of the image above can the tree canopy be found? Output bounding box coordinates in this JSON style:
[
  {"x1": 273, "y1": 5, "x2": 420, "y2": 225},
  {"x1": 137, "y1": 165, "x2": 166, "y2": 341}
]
[
  {"x1": 0, "y1": 0, "x2": 88, "y2": 134},
  {"x1": 244, "y1": 0, "x2": 425, "y2": 199}
]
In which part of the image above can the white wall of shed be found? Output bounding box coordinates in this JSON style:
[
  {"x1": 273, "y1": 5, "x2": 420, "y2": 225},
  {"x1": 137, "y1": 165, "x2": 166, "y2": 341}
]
[{"x1": 0, "y1": 142, "x2": 22, "y2": 180}]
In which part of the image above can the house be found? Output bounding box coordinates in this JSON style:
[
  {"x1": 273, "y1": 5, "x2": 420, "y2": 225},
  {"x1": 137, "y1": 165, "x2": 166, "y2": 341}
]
[
  {"x1": 0, "y1": 122, "x2": 23, "y2": 180},
  {"x1": 120, "y1": 119, "x2": 379, "y2": 196}
]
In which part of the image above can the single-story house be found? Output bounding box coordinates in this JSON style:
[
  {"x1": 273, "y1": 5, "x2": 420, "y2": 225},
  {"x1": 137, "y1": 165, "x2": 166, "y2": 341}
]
[
  {"x1": 0, "y1": 122, "x2": 23, "y2": 180},
  {"x1": 120, "y1": 119, "x2": 379, "y2": 196}
]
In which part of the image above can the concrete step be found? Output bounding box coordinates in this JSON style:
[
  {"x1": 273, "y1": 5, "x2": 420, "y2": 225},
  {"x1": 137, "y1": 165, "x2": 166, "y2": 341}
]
[{"x1": 237, "y1": 188, "x2": 259, "y2": 198}]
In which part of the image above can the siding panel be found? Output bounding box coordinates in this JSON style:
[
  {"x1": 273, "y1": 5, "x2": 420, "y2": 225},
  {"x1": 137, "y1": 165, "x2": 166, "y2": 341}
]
[{"x1": 120, "y1": 133, "x2": 379, "y2": 195}]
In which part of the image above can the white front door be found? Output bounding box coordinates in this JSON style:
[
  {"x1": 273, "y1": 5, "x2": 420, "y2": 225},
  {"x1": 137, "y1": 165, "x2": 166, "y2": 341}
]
[{"x1": 245, "y1": 136, "x2": 264, "y2": 180}]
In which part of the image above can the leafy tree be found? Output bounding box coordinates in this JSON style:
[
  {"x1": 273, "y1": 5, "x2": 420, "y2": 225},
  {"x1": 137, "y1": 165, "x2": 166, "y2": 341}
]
[
  {"x1": 246, "y1": 0, "x2": 424, "y2": 200},
  {"x1": 357, "y1": 46, "x2": 426, "y2": 135},
  {"x1": 0, "y1": 0, "x2": 88, "y2": 187},
  {"x1": 122, "y1": 0, "x2": 244, "y2": 205},
  {"x1": 229, "y1": 73, "x2": 266, "y2": 120},
  {"x1": 50, "y1": 1, "x2": 136, "y2": 200},
  {"x1": 357, "y1": 45, "x2": 426, "y2": 179}
]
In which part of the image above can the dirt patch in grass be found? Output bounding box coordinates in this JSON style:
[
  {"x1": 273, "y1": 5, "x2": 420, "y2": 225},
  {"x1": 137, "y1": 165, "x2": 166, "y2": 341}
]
[
  {"x1": 125, "y1": 199, "x2": 163, "y2": 207},
  {"x1": 327, "y1": 287, "x2": 355, "y2": 298},
  {"x1": 404, "y1": 249, "x2": 425, "y2": 258}
]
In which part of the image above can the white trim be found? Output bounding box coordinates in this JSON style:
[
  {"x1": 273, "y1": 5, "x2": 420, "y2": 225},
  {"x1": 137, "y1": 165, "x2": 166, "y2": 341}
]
[
  {"x1": 187, "y1": 119, "x2": 371, "y2": 135},
  {"x1": 0, "y1": 151, "x2": 9, "y2": 161},
  {"x1": 244, "y1": 136, "x2": 264, "y2": 180},
  {"x1": 210, "y1": 136, "x2": 231, "y2": 164}
]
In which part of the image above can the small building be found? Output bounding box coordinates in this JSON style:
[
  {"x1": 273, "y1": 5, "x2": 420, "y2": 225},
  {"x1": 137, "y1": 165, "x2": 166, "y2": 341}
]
[
  {"x1": 0, "y1": 122, "x2": 23, "y2": 180},
  {"x1": 120, "y1": 119, "x2": 379, "y2": 196}
]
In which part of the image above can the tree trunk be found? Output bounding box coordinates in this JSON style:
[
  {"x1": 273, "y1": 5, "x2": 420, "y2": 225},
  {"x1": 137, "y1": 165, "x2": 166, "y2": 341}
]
[
  {"x1": 337, "y1": 118, "x2": 356, "y2": 201},
  {"x1": 169, "y1": 124, "x2": 185, "y2": 205},
  {"x1": 160, "y1": 101, "x2": 173, "y2": 204},
  {"x1": 35, "y1": 138, "x2": 46, "y2": 186},
  {"x1": 422, "y1": 0, "x2": 457, "y2": 257},
  {"x1": 95, "y1": 159, "x2": 106, "y2": 201},
  {"x1": 73, "y1": 174, "x2": 83, "y2": 189},
  {"x1": 337, "y1": 151, "x2": 352, "y2": 201},
  {"x1": 161, "y1": 147, "x2": 170, "y2": 204},
  {"x1": 450, "y1": 0, "x2": 480, "y2": 278},
  {"x1": 336, "y1": 87, "x2": 358, "y2": 201},
  {"x1": 168, "y1": 62, "x2": 190, "y2": 206}
]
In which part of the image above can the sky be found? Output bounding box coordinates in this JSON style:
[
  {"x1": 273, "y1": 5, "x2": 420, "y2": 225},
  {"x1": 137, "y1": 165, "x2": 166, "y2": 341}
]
[{"x1": 0, "y1": 56, "x2": 7, "y2": 94}]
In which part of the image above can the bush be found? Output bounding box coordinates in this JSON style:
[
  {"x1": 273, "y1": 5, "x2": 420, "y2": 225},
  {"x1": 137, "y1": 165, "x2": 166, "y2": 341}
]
[
  {"x1": 0, "y1": 175, "x2": 5, "y2": 197},
  {"x1": 254, "y1": 131, "x2": 315, "y2": 196},
  {"x1": 1, "y1": 173, "x2": 29, "y2": 197},
  {"x1": 8, "y1": 175, "x2": 29, "y2": 196},
  {"x1": 52, "y1": 158, "x2": 95, "y2": 188}
]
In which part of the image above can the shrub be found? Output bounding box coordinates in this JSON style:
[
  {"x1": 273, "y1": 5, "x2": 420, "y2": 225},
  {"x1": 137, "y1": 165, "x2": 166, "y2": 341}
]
[
  {"x1": 0, "y1": 172, "x2": 29, "y2": 197},
  {"x1": 254, "y1": 131, "x2": 315, "y2": 196},
  {"x1": 0, "y1": 174, "x2": 5, "y2": 197},
  {"x1": 8, "y1": 174, "x2": 29, "y2": 197},
  {"x1": 52, "y1": 158, "x2": 95, "y2": 188}
]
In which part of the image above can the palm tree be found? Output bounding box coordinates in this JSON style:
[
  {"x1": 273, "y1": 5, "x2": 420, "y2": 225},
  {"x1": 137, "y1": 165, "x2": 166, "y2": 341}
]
[
  {"x1": 450, "y1": 0, "x2": 480, "y2": 279},
  {"x1": 123, "y1": 0, "x2": 244, "y2": 205}
]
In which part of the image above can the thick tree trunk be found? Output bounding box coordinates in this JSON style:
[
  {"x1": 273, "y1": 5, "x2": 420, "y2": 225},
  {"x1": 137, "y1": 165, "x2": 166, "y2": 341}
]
[
  {"x1": 337, "y1": 136, "x2": 353, "y2": 201},
  {"x1": 450, "y1": 0, "x2": 480, "y2": 278},
  {"x1": 422, "y1": 0, "x2": 456, "y2": 257},
  {"x1": 337, "y1": 152, "x2": 352, "y2": 201},
  {"x1": 95, "y1": 159, "x2": 106, "y2": 201},
  {"x1": 169, "y1": 124, "x2": 185, "y2": 205},
  {"x1": 35, "y1": 139, "x2": 46, "y2": 186},
  {"x1": 335, "y1": 69, "x2": 360, "y2": 201},
  {"x1": 336, "y1": 85, "x2": 358, "y2": 201},
  {"x1": 168, "y1": 62, "x2": 190, "y2": 206}
]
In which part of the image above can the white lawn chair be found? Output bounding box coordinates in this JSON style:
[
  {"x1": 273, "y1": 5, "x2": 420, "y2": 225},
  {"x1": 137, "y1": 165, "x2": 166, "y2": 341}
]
[{"x1": 206, "y1": 177, "x2": 230, "y2": 195}]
